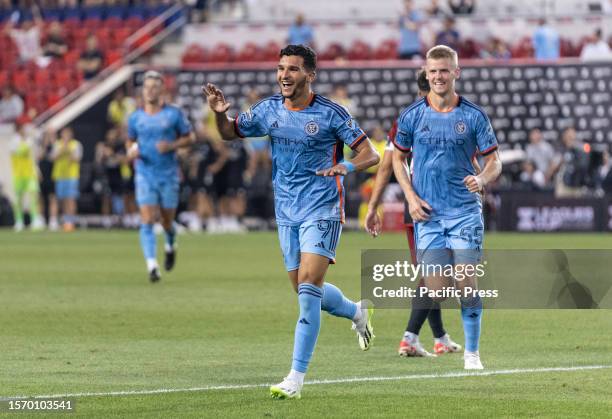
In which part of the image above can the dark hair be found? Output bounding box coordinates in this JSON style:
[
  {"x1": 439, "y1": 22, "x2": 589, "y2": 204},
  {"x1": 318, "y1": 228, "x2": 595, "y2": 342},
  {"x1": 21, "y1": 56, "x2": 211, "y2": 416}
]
[
  {"x1": 416, "y1": 70, "x2": 430, "y2": 93},
  {"x1": 279, "y1": 44, "x2": 317, "y2": 72}
]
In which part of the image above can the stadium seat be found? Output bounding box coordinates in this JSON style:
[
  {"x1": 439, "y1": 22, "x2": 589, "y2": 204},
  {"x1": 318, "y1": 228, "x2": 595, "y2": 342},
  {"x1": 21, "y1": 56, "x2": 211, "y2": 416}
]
[
  {"x1": 106, "y1": 50, "x2": 123, "y2": 66},
  {"x1": 209, "y1": 43, "x2": 234, "y2": 63},
  {"x1": 347, "y1": 40, "x2": 372, "y2": 61},
  {"x1": 236, "y1": 43, "x2": 260, "y2": 62},
  {"x1": 373, "y1": 39, "x2": 398, "y2": 60},
  {"x1": 459, "y1": 39, "x2": 481, "y2": 59},
  {"x1": 320, "y1": 43, "x2": 346, "y2": 61},
  {"x1": 182, "y1": 44, "x2": 208, "y2": 64},
  {"x1": 261, "y1": 41, "x2": 282, "y2": 61}
]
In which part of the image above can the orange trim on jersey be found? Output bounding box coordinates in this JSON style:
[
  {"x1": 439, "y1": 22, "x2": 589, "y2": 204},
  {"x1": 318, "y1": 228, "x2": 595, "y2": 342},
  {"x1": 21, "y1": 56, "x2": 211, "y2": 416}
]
[
  {"x1": 427, "y1": 93, "x2": 459, "y2": 113},
  {"x1": 349, "y1": 133, "x2": 366, "y2": 149},
  {"x1": 480, "y1": 144, "x2": 498, "y2": 156},
  {"x1": 284, "y1": 92, "x2": 315, "y2": 111},
  {"x1": 333, "y1": 141, "x2": 345, "y2": 223}
]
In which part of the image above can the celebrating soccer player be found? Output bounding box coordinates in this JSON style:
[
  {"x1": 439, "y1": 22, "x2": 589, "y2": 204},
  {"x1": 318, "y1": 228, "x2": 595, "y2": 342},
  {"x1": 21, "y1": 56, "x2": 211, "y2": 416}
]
[
  {"x1": 391, "y1": 45, "x2": 502, "y2": 370},
  {"x1": 365, "y1": 70, "x2": 462, "y2": 358},
  {"x1": 127, "y1": 71, "x2": 195, "y2": 282},
  {"x1": 203, "y1": 44, "x2": 380, "y2": 399}
]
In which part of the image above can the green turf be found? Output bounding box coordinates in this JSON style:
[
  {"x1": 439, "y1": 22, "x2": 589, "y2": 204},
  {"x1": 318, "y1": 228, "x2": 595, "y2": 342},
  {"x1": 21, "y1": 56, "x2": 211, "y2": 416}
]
[{"x1": 0, "y1": 231, "x2": 611, "y2": 418}]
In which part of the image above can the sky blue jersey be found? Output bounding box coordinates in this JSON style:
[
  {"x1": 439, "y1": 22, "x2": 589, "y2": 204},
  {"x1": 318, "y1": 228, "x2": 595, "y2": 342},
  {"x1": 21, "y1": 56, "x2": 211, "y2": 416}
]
[
  {"x1": 127, "y1": 104, "x2": 192, "y2": 179},
  {"x1": 234, "y1": 93, "x2": 367, "y2": 226},
  {"x1": 393, "y1": 96, "x2": 498, "y2": 218}
]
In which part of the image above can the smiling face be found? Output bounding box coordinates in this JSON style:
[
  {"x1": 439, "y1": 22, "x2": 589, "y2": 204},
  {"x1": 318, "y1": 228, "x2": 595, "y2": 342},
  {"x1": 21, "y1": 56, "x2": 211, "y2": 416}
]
[
  {"x1": 276, "y1": 55, "x2": 314, "y2": 101},
  {"x1": 425, "y1": 56, "x2": 459, "y2": 97}
]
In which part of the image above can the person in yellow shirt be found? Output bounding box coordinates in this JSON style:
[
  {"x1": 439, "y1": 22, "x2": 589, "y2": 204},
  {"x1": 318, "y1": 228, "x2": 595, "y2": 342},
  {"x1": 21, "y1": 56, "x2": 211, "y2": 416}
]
[
  {"x1": 107, "y1": 88, "x2": 136, "y2": 128},
  {"x1": 51, "y1": 127, "x2": 82, "y2": 232},
  {"x1": 10, "y1": 123, "x2": 44, "y2": 231}
]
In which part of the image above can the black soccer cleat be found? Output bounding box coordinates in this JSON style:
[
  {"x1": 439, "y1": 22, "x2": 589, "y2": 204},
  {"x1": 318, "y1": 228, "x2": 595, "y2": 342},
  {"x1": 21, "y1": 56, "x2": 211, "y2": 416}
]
[
  {"x1": 164, "y1": 247, "x2": 176, "y2": 272},
  {"x1": 149, "y1": 267, "x2": 161, "y2": 283}
]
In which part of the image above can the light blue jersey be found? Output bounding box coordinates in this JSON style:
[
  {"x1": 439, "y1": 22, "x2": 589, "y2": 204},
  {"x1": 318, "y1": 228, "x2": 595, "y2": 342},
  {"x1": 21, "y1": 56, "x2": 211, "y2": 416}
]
[
  {"x1": 393, "y1": 96, "x2": 498, "y2": 219},
  {"x1": 127, "y1": 104, "x2": 192, "y2": 180},
  {"x1": 234, "y1": 93, "x2": 366, "y2": 226}
]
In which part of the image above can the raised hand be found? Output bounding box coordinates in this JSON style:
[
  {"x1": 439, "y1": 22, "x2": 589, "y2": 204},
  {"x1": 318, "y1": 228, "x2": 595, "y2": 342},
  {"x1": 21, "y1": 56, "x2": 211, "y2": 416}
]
[{"x1": 202, "y1": 83, "x2": 231, "y2": 114}]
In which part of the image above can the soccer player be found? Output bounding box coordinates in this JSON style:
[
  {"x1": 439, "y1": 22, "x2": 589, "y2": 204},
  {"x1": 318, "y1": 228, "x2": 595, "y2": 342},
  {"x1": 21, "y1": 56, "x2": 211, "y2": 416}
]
[
  {"x1": 127, "y1": 70, "x2": 195, "y2": 282},
  {"x1": 203, "y1": 44, "x2": 380, "y2": 399},
  {"x1": 391, "y1": 45, "x2": 502, "y2": 370},
  {"x1": 365, "y1": 70, "x2": 461, "y2": 357},
  {"x1": 10, "y1": 123, "x2": 44, "y2": 231}
]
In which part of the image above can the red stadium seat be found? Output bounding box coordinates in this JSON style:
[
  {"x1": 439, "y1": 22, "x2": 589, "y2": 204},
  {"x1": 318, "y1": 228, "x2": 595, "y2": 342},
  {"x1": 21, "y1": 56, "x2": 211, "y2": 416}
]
[
  {"x1": 373, "y1": 39, "x2": 398, "y2": 60},
  {"x1": 34, "y1": 68, "x2": 52, "y2": 85},
  {"x1": 459, "y1": 38, "x2": 481, "y2": 59},
  {"x1": 261, "y1": 41, "x2": 281, "y2": 61},
  {"x1": 209, "y1": 43, "x2": 234, "y2": 63},
  {"x1": 347, "y1": 40, "x2": 372, "y2": 60},
  {"x1": 320, "y1": 43, "x2": 346, "y2": 61},
  {"x1": 106, "y1": 49, "x2": 123, "y2": 66},
  {"x1": 11, "y1": 70, "x2": 30, "y2": 87},
  {"x1": 181, "y1": 44, "x2": 208, "y2": 64},
  {"x1": 236, "y1": 43, "x2": 260, "y2": 62}
]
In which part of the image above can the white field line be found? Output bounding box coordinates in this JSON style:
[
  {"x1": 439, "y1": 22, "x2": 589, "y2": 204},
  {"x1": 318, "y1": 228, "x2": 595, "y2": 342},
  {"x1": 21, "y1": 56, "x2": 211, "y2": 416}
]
[{"x1": 1, "y1": 365, "x2": 610, "y2": 401}]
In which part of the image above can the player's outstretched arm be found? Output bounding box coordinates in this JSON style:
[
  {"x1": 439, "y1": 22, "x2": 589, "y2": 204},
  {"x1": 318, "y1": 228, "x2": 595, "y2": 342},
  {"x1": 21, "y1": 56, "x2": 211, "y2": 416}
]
[
  {"x1": 463, "y1": 151, "x2": 502, "y2": 193},
  {"x1": 392, "y1": 147, "x2": 431, "y2": 222},
  {"x1": 365, "y1": 148, "x2": 394, "y2": 237},
  {"x1": 202, "y1": 83, "x2": 236, "y2": 141},
  {"x1": 316, "y1": 139, "x2": 380, "y2": 176}
]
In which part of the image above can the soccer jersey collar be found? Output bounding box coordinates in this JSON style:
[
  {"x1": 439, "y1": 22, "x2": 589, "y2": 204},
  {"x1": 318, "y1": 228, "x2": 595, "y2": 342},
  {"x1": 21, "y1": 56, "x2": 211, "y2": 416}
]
[
  {"x1": 283, "y1": 92, "x2": 316, "y2": 111},
  {"x1": 425, "y1": 93, "x2": 462, "y2": 113}
]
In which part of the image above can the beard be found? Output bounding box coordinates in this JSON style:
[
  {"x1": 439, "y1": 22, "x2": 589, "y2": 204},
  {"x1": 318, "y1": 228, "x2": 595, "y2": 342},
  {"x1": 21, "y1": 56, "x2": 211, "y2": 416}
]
[{"x1": 280, "y1": 77, "x2": 308, "y2": 100}]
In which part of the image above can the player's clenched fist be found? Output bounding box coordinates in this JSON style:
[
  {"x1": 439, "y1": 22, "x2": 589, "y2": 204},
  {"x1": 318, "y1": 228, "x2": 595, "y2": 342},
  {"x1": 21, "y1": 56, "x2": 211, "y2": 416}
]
[
  {"x1": 315, "y1": 163, "x2": 350, "y2": 177},
  {"x1": 202, "y1": 83, "x2": 231, "y2": 114},
  {"x1": 463, "y1": 175, "x2": 484, "y2": 193}
]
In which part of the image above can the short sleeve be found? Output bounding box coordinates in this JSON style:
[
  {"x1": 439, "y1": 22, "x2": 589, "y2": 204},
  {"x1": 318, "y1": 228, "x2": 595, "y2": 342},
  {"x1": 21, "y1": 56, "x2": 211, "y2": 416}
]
[
  {"x1": 474, "y1": 112, "x2": 498, "y2": 155},
  {"x1": 332, "y1": 112, "x2": 366, "y2": 149},
  {"x1": 175, "y1": 108, "x2": 192, "y2": 136},
  {"x1": 234, "y1": 104, "x2": 269, "y2": 139},
  {"x1": 392, "y1": 112, "x2": 414, "y2": 152},
  {"x1": 127, "y1": 113, "x2": 137, "y2": 141}
]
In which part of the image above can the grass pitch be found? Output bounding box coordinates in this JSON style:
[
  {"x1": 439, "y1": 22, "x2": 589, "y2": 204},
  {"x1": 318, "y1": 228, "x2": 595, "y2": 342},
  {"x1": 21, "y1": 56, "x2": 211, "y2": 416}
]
[{"x1": 1, "y1": 231, "x2": 611, "y2": 418}]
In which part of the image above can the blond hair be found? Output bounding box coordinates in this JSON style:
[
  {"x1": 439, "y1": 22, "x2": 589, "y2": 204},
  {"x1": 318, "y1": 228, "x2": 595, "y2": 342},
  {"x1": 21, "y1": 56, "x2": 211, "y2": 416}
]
[{"x1": 426, "y1": 45, "x2": 458, "y2": 67}]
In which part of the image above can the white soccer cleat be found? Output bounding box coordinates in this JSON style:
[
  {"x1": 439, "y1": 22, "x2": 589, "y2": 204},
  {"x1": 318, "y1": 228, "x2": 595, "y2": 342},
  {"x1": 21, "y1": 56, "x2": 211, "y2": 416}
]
[
  {"x1": 433, "y1": 333, "x2": 462, "y2": 354},
  {"x1": 30, "y1": 218, "x2": 45, "y2": 231},
  {"x1": 270, "y1": 377, "x2": 302, "y2": 400},
  {"x1": 464, "y1": 351, "x2": 484, "y2": 370},
  {"x1": 13, "y1": 221, "x2": 24, "y2": 232},
  {"x1": 398, "y1": 338, "x2": 436, "y2": 357},
  {"x1": 352, "y1": 300, "x2": 375, "y2": 351}
]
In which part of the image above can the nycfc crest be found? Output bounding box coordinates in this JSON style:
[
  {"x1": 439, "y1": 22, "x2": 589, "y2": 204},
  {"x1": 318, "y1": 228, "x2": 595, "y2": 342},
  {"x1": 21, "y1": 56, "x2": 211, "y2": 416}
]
[
  {"x1": 454, "y1": 121, "x2": 467, "y2": 134},
  {"x1": 305, "y1": 121, "x2": 319, "y2": 136}
]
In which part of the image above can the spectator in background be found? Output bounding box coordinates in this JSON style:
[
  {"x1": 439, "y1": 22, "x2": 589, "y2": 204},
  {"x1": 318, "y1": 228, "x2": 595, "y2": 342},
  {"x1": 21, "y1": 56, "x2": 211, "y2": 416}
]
[
  {"x1": 552, "y1": 127, "x2": 589, "y2": 197},
  {"x1": 108, "y1": 88, "x2": 136, "y2": 128},
  {"x1": 51, "y1": 127, "x2": 82, "y2": 232},
  {"x1": 95, "y1": 128, "x2": 127, "y2": 228},
  {"x1": 599, "y1": 149, "x2": 612, "y2": 194},
  {"x1": 78, "y1": 35, "x2": 105, "y2": 80},
  {"x1": 0, "y1": 86, "x2": 24, "y2": 125},
  {"x1": 329, "y1": 84, "x2": 356, "y2": 115},
  {"x1": 525, "y1": 128, "x2": 558, "y2": 186},
  {"x1": 448, "y1": 0, "x2": 475, "y2": 15},
  {"x1": 532, "y1": 19, "x2": 560, "y2": 60},
  {"x1": 43, "y1": 21, "x2": 68, "y2": 60},
  {"x1": 580, "y1": 28, "x2": 612, "y2": 62},
  {"x1": 4, "y1": 6, "x2": 46, "y2": 66},
  {"x1": 287, "y1": 13, "x2": 314, "y2": 47},
  {"x1": 519, "y1": 160, "x2": 546, "y2": 190},
  {"x1": 435, "y1": 16, "x2": 460, "y2": 51},
  {"x1": 426, "y1": 0, "x2": 447, "y2": 17},
  {"x1": 397, "y1": 0, "x2": 423, "y2": 59},
  {"x1": 480, "y1": 37, "x2": 511, "y2": 60}
]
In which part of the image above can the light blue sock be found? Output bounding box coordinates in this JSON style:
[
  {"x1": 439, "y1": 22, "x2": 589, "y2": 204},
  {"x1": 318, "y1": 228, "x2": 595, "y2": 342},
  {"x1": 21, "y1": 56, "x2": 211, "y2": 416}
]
[
  {"x1": 139, "y1": 224, "x2": 156, "y2": 260},
  {"x1": 461, "y1": 295, "x2": 483, "y2": 352},
  {"x1": 321, "y1": 283, "x2": 358, "y2": 320},
  {"x1": 292, "y1": 283, "x2": 323, "y2": 373},
  {"x1": 164, "y1": 224, "x2": 176, "y2": 249}
]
